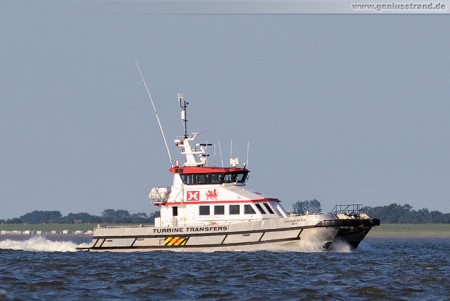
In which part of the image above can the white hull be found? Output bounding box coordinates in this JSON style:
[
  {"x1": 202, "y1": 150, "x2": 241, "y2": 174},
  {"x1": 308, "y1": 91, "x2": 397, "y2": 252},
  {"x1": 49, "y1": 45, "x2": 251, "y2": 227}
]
[{"x1": 83, "y1": 215, "x2": 339, "y2": 252}]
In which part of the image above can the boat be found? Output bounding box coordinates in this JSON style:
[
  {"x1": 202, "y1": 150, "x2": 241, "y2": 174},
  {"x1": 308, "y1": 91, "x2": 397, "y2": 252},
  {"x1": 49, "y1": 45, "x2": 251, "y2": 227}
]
[{"x1": 80, "y1": 94, "x2": 379, "y2": 252}]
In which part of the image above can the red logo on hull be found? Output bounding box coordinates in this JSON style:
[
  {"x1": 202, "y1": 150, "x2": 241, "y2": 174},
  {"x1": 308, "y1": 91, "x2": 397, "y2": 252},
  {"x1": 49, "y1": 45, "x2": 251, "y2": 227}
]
[
  {"x1": 206, "y1": 189, "x2": 218, "y2": 200},
  {"x1": 187, "y1": 191, "x2": 200, "y2": 201}
]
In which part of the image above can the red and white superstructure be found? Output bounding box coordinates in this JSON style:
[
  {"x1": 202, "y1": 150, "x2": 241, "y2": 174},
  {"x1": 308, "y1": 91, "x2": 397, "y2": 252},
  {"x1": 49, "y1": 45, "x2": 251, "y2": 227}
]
[{"x1": 151, "y1": 94, "x2": 291, "y2": 228}]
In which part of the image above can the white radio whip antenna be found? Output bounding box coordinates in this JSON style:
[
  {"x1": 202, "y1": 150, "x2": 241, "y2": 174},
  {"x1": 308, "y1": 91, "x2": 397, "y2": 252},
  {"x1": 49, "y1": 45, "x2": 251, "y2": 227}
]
[
  {"x1": 230, "y1": 140, "x2": 233, "y2": 160},
  {"x1": 135, "y1": 61, "x2": 173, "y2": 166},
  {"x1": 218, "y1": 140, "x2": 224, "y2": 167},
  {"x1": 245, "y1": 141, "x2": 250, "y2": 168}
]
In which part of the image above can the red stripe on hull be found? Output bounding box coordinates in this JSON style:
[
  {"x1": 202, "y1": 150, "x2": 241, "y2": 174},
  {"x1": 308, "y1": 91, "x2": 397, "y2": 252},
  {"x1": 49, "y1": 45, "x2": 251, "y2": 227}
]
[{"x1": 161, "y1": 198, "x2": 279, "y2": 206}]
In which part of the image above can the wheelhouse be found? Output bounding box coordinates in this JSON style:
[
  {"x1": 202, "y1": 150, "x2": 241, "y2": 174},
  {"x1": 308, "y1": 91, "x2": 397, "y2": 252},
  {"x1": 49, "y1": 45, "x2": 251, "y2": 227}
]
[{"x1": 170, "y1": 166, "x2": 249, "y2": 185}]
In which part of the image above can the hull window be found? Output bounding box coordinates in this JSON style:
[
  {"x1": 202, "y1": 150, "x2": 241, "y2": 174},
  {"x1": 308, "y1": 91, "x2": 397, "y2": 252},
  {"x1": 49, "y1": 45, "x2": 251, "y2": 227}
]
[
  {"x1": 244, "y1": 204, "x2": 256, "y2": 214},
  {"x1": 214, "y1": 205, "x2": 225, "y2": 215},
  {"x1": 199, "y1": 206, "x2": 210, "y2": 215},
  {"x1": 229, "y1": 205, "x2": 240, "y2": 215}
]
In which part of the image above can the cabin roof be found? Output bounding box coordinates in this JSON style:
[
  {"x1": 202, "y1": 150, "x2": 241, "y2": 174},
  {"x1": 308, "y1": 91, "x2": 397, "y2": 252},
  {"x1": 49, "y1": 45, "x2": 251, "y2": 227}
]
[{"x1": 170, "y1": 166, "x2": 249, "y2": 174}]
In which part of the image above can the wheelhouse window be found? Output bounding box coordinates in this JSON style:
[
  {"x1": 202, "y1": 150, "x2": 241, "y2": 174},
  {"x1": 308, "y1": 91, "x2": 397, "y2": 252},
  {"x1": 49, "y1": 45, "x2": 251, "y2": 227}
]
[
  {"x1": 223, "y1": 173, "x2": 236, "y2": 183},
  {"x1": 182, "y1": 174, "x2": 195, "y2": 185},
  {"x1": 255, "y1": 203, "x2": 266, "y2": 214},
  {"x1": 236, "y1": 173, "x2": 247, "y2": 183},
  {"x1": 244, "y1": 204, "x2": 256, "y2": 214},
  {"x1": 199, "y1": 206, "x2": 210, "y2": 216},
  {"x1": 229, "y1": 205, "x2": 240, "y2": 215},
  {"x1": 263, "y1": 203, "x2": 275, "y2": 214},
  {"x1": 180, "y1": 172, "x2": 248, "y2": 185},
  {"x1": 210, "y1": 174, "x2": 224, "y2": 184},
  {"x1": 197, "y1": 174, "x2": 207, "y2": 184},
  {"x1": 214, "y1": 205, "x2": 225, "y2": 215}
]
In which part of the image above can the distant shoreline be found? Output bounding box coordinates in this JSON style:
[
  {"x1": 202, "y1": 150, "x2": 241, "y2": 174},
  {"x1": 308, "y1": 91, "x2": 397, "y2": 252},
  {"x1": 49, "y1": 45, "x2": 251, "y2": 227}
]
[{"x1": 1, "y1": 223, "x2": 449, "y2": 238}]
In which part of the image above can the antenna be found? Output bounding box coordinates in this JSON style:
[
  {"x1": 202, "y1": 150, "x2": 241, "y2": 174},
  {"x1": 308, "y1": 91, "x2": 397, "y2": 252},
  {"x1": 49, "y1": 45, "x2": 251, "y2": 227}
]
[
  {"x1": 218, "y1": 140, "x2": 224, "y2": 167},
  {"x1": 213, "y1": 143, "x2": 216, "y2": 166},
  {"x1": 178, "y1": 93, "x2": 188, "y2": 138},
  {"x1": 230, "y1": 140, "x2": 233, "y2": 160},
  {"x1": 245, "y1": 141, "x2": 250, "y2": 168},
  {"x1": 135, "y1": 61, "x2": 173, "y2": 166}
]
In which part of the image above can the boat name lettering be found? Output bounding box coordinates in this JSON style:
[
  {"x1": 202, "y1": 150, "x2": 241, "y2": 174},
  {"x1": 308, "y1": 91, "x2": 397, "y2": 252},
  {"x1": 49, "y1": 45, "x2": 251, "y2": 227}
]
[
  {"x1": 284, "y1": 218, "x2": 306, "y2": 223},
  {"x1": 153, "y1": 228, "x2": 184, "y2": 234},
  {"x1": 186, "y1": 226, "x2": 228, "y2": 232},
  {"x1": 152, "y1": 226, "x2": 228, "y2": 234}
]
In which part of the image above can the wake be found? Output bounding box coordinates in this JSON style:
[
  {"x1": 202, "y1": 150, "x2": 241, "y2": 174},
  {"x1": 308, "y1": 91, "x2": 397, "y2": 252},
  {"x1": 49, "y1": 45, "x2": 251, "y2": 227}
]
[{"x1": 0, "y1": 236, "x2": 90, "y2": 252}]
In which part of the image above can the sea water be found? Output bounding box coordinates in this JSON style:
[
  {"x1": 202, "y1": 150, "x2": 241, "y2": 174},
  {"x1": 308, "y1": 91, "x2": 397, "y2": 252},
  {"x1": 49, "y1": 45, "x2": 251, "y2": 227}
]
[{"x1": 0, "y1": 236, "x2": 448, "y2": 300}]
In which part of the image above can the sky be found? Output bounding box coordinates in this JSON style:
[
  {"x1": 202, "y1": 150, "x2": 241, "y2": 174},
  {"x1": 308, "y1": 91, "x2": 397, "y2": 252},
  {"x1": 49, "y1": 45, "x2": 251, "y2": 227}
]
[{"x1": 1, "y1": 1, "x2": 449, "y2": 219}]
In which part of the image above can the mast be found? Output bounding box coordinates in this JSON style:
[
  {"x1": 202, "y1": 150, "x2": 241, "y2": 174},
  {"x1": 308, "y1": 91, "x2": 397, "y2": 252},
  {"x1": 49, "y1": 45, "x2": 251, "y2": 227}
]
[
  {"x1": 178, "y1": 93, "x2": 188, "y2": 138},
  {"x1": 174, "y1": 94, "x2": 211, "y2": 167}
]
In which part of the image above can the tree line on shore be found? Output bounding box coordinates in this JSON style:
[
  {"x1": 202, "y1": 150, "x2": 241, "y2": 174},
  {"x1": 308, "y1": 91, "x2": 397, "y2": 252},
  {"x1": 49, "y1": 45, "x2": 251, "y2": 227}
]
[
  {"x1": 0, "y1": 209, "x2": 160, "y2": 225},
  {"x1": 362, "y1": 203, "x2": 450, "y2": 224},
  {"x1": 1, "y1": 202, "x2": 449, "y2": 224}
]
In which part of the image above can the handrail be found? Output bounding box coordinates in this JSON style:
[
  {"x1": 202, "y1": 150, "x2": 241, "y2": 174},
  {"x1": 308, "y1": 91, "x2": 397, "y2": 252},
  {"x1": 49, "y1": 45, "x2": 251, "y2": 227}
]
[{"x1": 332, "y1": 204, "x2": 363, "y2": 215}]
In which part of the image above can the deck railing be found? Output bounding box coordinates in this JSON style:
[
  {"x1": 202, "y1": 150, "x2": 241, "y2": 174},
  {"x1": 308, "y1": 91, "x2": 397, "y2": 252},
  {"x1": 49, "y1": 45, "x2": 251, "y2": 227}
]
[{"x1": 332, "y1": 204, "x2": 364, "y2": 215}]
